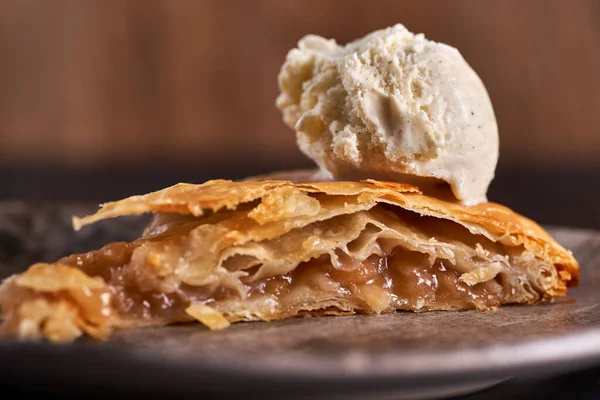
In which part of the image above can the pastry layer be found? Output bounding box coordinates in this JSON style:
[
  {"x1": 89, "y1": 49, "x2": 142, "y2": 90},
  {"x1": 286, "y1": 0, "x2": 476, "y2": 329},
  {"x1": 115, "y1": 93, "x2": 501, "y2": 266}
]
[{"x1": 0, "y1": 179, "x2": 579, "y2": 342}]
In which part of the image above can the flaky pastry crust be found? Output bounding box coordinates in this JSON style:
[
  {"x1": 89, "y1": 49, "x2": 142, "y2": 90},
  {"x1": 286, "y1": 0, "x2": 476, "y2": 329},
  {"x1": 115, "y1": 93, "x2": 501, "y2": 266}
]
[
  {"x1": 72, "y1": 178, "x2": 578, "y2": 283},
  {"x1": 0, "y1": 177, "x2": 578, "y2": 342}
]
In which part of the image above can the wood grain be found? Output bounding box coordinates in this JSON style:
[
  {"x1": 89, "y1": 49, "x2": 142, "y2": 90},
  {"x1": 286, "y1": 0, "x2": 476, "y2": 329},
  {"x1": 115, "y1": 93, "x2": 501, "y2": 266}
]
[{"x1": 0, "y1": 0, "x2": 598, "y2": 169}]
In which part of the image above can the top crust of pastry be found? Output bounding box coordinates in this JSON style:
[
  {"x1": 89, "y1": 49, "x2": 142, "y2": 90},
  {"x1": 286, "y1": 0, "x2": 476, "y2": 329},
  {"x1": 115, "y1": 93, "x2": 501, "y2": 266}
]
[{"x1": 72, "y1": 178, "x2": 579, "y2": 285}]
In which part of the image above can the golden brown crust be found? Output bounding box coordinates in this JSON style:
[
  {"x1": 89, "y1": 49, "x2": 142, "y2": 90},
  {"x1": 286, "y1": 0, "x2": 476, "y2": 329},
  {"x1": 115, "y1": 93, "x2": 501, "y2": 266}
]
[
  {"x1": 72, "y1": 177, "x2": 579, "y2": 288},
  {"x1": 0, "y1": 174, "x2": 579, "y2": 342}
]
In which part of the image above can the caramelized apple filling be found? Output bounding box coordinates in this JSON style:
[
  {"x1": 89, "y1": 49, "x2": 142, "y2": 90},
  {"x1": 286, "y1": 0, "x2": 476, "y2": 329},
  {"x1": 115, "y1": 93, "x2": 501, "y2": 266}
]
[
  {"x1": 37, "y1": 206, "x2": 537, "y2": 330},
  {"x1": 36, "y1": 242, "x2": 508, "y2": 332},
  {"x1": 240, "y1": 249, "x2": 505, "y2": 315}
]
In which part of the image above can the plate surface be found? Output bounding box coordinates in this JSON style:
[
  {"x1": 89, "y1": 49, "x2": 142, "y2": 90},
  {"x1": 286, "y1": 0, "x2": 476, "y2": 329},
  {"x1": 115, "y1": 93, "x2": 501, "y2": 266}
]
[{"x1": 1, "y1": 226, "x2": 599, "y2": 399}]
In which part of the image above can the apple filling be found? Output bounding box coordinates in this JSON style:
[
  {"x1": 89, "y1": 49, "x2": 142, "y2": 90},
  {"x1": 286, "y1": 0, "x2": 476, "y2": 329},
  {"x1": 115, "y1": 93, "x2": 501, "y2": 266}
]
[{"x1": 99, "y1": 246, "x2": 508, "y2": 330}]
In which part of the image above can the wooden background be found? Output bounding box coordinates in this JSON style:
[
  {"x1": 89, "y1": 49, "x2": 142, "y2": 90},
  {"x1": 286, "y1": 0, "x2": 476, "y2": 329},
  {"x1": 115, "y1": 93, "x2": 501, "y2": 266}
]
[{"x1": 0, "y1": 0, "x2": 598, "y2": 171}]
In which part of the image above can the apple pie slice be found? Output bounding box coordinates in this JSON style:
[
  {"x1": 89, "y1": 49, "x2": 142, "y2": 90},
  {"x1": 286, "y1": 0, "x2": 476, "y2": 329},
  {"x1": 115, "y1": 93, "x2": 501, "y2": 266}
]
[{"x1": 0, "y1": 179, "x2": 579, "y2": 342}]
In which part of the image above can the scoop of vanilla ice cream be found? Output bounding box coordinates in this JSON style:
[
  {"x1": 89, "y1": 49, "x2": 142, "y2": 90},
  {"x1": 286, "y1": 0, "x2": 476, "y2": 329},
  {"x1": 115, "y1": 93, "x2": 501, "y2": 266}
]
[{"x1": 276, "y1": 24, "x2": 498, "y2": 205}]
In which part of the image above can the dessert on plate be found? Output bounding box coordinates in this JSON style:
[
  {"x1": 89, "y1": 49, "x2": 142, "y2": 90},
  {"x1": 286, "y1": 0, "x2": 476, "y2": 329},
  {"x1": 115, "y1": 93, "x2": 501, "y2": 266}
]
[{"x1": 0, "y1": 25, "x2": 579, "y2": 342}]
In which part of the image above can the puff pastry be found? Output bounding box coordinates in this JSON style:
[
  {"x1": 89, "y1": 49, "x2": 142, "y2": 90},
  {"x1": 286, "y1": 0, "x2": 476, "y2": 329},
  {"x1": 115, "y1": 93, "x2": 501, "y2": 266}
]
[{"x1": 0, "y1": 177, "x2": 579, "y2": 342}]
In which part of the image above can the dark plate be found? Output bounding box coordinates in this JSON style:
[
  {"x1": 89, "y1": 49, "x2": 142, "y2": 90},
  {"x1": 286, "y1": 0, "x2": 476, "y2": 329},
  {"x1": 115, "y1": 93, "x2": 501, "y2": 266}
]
[{"x1": 0, "y1": 226, "x2": 599, "y2": 399}]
